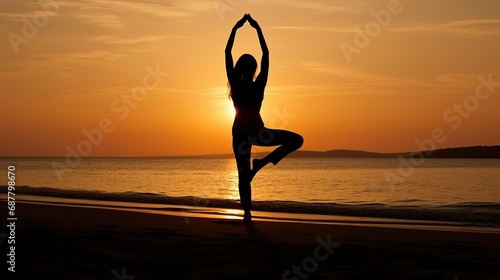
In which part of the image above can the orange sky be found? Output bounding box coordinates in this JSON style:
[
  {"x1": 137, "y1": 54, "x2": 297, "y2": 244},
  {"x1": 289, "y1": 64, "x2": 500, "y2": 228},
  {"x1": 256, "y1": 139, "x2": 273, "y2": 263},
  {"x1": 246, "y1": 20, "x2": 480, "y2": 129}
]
[{"x1": 1, "y1": 0, "x2": 500, "y2": 157}]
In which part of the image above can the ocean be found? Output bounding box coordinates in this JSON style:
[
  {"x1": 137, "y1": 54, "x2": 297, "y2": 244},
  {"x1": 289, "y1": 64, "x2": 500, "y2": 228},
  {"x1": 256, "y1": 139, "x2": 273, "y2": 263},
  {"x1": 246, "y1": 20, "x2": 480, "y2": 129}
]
[{"x1": 1, "y1": 157, "x2": 500, "y2": 227}]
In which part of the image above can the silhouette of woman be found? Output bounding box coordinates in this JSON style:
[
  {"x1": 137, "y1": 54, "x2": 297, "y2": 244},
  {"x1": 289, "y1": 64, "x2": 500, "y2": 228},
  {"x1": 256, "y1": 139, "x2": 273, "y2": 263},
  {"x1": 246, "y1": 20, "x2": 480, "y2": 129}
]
[{"x1": 225, "y1": 14, "x2": 303, "y2": 223}]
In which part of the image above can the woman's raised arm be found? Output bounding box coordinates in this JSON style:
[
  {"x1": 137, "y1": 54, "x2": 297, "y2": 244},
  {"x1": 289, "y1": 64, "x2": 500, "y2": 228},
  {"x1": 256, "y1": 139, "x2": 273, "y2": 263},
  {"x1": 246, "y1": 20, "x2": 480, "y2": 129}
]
[
  {"x1": 225, "y1": 15, "x2": 247, "y2": 84},
  {"x1": 247, "y1": 14, "x2": 269, "y2": 87}
]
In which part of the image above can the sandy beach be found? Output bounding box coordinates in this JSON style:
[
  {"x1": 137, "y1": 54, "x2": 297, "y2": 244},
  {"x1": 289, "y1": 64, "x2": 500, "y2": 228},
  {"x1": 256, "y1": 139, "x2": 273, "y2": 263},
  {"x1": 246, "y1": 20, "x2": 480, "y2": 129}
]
[{"x1": 3, "y1": 200, "x2": 499, "y2": 279}]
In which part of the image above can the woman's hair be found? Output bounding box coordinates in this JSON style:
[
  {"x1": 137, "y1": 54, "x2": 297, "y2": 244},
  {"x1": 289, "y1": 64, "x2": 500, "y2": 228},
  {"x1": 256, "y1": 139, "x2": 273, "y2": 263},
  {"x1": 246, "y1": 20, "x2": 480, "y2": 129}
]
[{"x1": 228, "y1": 54, "x2": 257, "y2": 99}]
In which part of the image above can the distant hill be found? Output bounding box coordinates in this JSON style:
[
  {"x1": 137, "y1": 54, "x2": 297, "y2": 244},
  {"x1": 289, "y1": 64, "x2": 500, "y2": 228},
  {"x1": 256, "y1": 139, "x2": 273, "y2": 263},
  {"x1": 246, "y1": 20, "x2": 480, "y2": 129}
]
[
  {"x1": 290, "y1": 145, "x2": 500, "y2": 158},
  {"x1": 410, "y1": 145, "x2": 500, "y2": 159},
  {"x1": 199, "y1": 145, "x2": 500, "y2": 158},
  {"x1": 290, "y1": 149, "x2": 403, "y2": 158}
]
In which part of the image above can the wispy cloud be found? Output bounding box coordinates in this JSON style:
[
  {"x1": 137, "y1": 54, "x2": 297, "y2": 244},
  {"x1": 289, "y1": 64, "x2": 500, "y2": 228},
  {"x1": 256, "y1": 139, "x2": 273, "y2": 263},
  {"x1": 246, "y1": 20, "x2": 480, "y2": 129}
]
[
  {"x1": 261, "y1": 0, "x2": 364, "y2": 13},
  {"x1": 297, "y1": 61, "x2": 493, "y2": 97},
  {"x1": 0, "y1": 50, "x2": 126, "y2": 80},
  {"x1": 76, "y1": 12, "x2": 126, "y2": 30},
  {"x1": 58, "y1": 86, "x2": 192, "y2": 100},
  {"x1": 89, "y1": 35, "x2": 183, "y2": 45},
  {"x1": 92, "y1": 0, "x2": 210, "y2": 18},
  {"x1": 0, "y1": 11, "x2": 41, "y2": 20},
  {"x1": 268, "y1": 25, "x2": 352, "y2": 32},
  {"x1": 390, "y1": 19, "x2": 500, "y2": 38},
  {"x1": 0, "y1": 0, "x2": 62, "y2": 21},
  {"x1": 300, "y1": 61, "x2": 426, "y2": 87},
  {"x1": 64, "y1": 0, "x2": 212, "y2": 29}
]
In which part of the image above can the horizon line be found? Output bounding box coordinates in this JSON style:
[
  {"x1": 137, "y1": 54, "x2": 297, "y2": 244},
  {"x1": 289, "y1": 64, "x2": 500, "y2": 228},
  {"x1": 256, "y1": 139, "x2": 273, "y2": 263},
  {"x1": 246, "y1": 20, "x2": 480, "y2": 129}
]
[{"x1": 1, "y1": 145, "x2": 498, "y2": 158}]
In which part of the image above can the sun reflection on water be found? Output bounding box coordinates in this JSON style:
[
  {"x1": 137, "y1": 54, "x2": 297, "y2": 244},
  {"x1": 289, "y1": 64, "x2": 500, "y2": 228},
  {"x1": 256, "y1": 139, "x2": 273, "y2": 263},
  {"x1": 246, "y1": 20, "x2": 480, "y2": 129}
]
[
  {"x1": 222, "y1": 161, "x2": 243, "y2": 220},
  {"x1": 225, "y1": 162, "x2": 240, "y2": 201}
]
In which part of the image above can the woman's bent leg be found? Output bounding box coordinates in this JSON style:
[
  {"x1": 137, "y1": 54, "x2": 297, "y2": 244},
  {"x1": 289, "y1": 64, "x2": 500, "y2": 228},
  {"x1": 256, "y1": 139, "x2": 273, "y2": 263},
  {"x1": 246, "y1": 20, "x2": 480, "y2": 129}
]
[
  {"x1": 251, "y1": 128, "x2": 303, "y2": 176},
  {"x1": 232, "y1": 134, "x2": 253, "y2": 222},
  {"x1": 261, "y1": 129, "x2": 303, "y2": 165}
]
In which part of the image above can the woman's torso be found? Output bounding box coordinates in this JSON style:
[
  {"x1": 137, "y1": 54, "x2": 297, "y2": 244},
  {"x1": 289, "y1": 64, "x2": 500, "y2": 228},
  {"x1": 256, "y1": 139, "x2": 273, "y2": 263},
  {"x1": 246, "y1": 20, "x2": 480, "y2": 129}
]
[{"x1": 231, "y1": 81, "x2": 264, "y2": 134}]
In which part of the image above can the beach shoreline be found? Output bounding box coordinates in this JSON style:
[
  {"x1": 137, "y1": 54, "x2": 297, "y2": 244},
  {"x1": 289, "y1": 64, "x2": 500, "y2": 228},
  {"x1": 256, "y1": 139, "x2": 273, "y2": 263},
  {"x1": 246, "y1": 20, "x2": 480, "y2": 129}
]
[
  {"x1": 11, "y1": 195, "x2": 500, "y2": 233},
  {"x1": 2, "y1": 200, "x2": 500, "y2": 279}
]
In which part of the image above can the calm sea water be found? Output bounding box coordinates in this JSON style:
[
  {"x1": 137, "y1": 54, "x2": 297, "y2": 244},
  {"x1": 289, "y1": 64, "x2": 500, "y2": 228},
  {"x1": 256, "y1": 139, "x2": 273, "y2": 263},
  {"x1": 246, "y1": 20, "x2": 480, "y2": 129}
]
[{"x1": 1, "y1": 157, "x2": 500, "y2": 225}]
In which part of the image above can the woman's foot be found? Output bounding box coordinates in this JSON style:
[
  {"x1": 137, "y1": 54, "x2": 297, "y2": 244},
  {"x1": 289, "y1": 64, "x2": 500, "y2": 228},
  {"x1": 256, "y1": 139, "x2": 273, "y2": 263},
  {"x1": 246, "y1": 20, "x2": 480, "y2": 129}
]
[
  {"x1": 243, "y1": 211, "x2": 252, "y2": 224},
  {"x1": 250, "y1": 158, "x2": 265, "y2": 181}
]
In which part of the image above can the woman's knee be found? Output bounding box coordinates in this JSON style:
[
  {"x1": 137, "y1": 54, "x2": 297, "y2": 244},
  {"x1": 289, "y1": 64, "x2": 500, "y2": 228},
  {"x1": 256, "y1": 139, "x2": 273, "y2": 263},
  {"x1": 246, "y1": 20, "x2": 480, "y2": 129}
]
[{"x1": 293, "y1": 133, "x2": 304, "y2": 149}]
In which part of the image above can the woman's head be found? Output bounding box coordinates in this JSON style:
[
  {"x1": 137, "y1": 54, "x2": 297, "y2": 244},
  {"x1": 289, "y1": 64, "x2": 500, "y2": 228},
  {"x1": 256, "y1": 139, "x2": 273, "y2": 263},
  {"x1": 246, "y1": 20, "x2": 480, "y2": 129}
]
[
  {"x1": 235, "y1": 54, "x2": 257, "y2": 81},
  {"x1": 228, "y1": 54, "x2": 257, "y2": 99}
]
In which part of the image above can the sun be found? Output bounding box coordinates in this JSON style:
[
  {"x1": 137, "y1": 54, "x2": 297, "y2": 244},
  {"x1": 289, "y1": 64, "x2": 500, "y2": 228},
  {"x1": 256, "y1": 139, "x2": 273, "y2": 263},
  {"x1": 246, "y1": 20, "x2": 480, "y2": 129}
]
[
  {"x1": 216, "y1": 101, "x2": 236, "y2": 125},
  {"x1": 229, "y1": 105, "x2": 236, "y2": 117},
  {"x1": 226, "y1": 102, "x2": 236, "y2": 118}
]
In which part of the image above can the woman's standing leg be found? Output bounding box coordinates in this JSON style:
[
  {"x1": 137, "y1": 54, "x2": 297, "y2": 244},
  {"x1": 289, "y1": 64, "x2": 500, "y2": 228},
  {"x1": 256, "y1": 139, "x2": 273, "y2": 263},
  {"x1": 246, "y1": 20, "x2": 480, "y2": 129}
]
[{"x1": 232, "y1": 134, "x2": 253, "y2": 222}]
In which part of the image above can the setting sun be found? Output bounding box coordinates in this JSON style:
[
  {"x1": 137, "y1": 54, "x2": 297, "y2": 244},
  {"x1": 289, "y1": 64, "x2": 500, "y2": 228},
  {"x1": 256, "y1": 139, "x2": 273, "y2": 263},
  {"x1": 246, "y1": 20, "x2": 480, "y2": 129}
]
[{"x1": 228, "y1": 103, "x2": 236, "y2": 119}]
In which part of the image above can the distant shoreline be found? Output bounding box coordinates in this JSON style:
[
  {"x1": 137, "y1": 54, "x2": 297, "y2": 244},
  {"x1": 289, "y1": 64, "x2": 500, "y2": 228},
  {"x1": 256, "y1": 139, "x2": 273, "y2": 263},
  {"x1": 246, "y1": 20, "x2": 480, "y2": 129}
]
[
  {"x1": 196, "y1": 145, "x2": 500, "y2": 159},
  {"x1": 1, "y1": 145, "x2": 499, "y2": 158}
]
